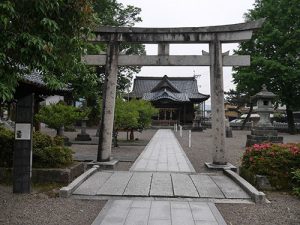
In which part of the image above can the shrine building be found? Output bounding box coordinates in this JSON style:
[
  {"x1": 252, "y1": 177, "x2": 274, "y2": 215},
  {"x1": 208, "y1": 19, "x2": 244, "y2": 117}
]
[{"x1": 129, "y1": 75, "x2": 210, "y2": 126}]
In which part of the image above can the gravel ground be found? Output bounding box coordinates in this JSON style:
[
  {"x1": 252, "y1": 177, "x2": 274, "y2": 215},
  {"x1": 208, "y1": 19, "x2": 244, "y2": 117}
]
[
  {"x1": 1, "y1": 128, "x2": 299, "y2": 225},
  {"x1": 176, "y1": 128, "x2": 300, "y2": 225},
  {"x1": 0, "y1": 185, "x2": 106, "y2": 225}
]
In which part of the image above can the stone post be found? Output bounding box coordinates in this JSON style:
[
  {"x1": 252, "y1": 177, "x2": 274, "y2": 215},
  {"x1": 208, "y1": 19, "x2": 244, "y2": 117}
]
[
  {"x1": 209, "y1": 36, "x2": 226, "y2": 165},
  {"x1": 97, "y1": 40, "x2": 119, "y2": 161}
]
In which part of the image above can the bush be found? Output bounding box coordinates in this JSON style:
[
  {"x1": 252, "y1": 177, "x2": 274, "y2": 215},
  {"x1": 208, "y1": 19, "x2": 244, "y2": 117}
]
[
  {"x1": 33, "y1": 131, "x2": 53, "y2": 149},
  {"x1": 0, "y1": 126, "x2": 73, "y2": 168},
  {"x1": 292, "y1": 169, "x2": 300, "y2": 197},
  {"x1": 0, "y1": 126, "x2": 14, "y2": 167},
  {"x1": 33, "y1": 146, "x2": 73, "y2": 168},
  {"x1": 241, "y1": 143, "x2": 300, "y2": 189}
]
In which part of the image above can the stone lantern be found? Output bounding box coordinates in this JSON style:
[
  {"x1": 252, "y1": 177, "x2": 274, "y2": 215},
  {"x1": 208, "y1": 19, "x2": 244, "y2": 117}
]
[
  {"x1": 246, "y1": 84, "x2": 283, "y2": 147},
  {"x1": 252, "y1": 84, "x2": 276, "y2": 128}
]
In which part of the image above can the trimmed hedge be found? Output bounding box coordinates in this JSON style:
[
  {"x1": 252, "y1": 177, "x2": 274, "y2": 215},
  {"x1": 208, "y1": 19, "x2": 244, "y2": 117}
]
[
  {"x1": 0, "y1": 127, "x2": 73, "y2": 168},
  {"x1": 241, "y1": 143, "x2": 300, "y2": 190}
]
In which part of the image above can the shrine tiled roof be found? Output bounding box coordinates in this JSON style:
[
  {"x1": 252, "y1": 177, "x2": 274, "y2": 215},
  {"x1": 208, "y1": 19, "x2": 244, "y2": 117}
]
[
  {"x1": 130, "y1": 75, "x2": 209, "y2": 103},
  {"x1": 20, "y1": 71, "x2": 71, "y2": 92}
]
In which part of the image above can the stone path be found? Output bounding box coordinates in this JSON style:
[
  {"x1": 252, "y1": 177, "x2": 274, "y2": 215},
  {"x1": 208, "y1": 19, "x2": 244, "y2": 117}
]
[
  {"x1": 76, "y1": 129, "x2": 254, "y2": 225},
  {"x1": 73, "y1": 171, "x2": 250, "y2": 200},
  {"x1": 130, "y1": 129, "x2": 195, "y2": 172},
  {"x1": 91, "y1": 200, "x2": 227, "y2": 225}
]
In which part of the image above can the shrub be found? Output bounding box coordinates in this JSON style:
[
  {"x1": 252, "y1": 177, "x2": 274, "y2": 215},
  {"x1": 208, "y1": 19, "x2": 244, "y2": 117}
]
[
  {"x1": 53, "y1": 135, "x2": 65, "y2": 146},
  {"x1": 33, "y1": 146, "x2": 73, "y2": 168},
  {"x1": 0, "y1": 126, "x2": 14, "y2": 167},
  {"x1": 292, "y1": 169, "x2": 300, "y2": 197},
  {"x1": 241, "y1": 143, "x2": 300, "y2": 189},
  {"x1": 0, "y1": 126, "x2": 73, "y2": 168},
  {"x1": 33, "y1": 131, "x2": 53, "y2": 149}
]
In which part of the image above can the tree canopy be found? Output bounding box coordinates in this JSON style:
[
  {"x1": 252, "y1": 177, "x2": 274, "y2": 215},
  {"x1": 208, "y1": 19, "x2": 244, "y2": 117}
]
[
  {"x1": 0, "y1": 0, "x2": 96, "y2": 101},
  {"x1": 35, "y1": 101, "x2": 87, "y2": 135},
  {"x1": 0, "y1": 0, "x2": 145, "y2": 103},
  {"x1": 114, "y1": 98, "x2": 158, "y2": 132},
  {"x1": 233, "y1": 0, "x2": 300, "y2": 133}
]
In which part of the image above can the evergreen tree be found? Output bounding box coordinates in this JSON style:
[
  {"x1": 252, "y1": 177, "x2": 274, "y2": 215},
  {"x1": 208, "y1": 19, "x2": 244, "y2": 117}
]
[{"x1": 233, "y1": 0, "x2": 300, "y2": 133}]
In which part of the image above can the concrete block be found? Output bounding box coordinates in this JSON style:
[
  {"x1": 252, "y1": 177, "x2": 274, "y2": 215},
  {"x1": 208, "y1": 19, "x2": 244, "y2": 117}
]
[
  {"x1": 224, "y1": 169, "x2": 266, "y2": 203},
  {"x1": 59, "y1": 165, "x2": 99, "y2": 198}
]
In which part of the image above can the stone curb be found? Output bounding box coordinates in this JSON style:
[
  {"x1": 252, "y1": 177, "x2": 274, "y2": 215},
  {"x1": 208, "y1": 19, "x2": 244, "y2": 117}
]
[
  {"x1": 223, "y1": 169, "x2": 266, "y2": 204},
  {"x1": 59, "y1": 165, "x2": 99, "y2": 198}
]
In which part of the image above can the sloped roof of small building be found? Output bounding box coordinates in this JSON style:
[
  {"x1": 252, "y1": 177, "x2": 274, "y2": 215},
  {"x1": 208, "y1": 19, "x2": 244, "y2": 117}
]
[
  {"x1": 13, "y1": 71, "x2": 72, "y2": 100},
  {"x1": 130, "y1": 75, "x2": 209, "y2": 103}
]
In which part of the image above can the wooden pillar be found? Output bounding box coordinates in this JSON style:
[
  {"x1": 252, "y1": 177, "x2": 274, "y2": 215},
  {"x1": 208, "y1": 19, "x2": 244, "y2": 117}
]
[
  {"x1": 97, "y1": 40, "x2": 119, "y2": 162},
  {"x1": 209, "y1": 35, "x2": 226, "y2": 165},
  {"x1": 13, "y1": 94, "x2": 34, "y2": 193}
]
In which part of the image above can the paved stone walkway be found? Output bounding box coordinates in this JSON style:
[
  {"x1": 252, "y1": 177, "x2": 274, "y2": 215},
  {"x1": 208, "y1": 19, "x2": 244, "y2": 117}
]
[
  {"x1": 85, "y1": 129, "x2": 239, "y2": 225},
  {"x1": 92, "y1": 200, "x2": 227, "y2": 225},
  {"x1": 74, "y1": 171, "x2": 250, "y2": 200},
  {"x1": 130, "y1": 129, "x2": 195, "y2": 172}
]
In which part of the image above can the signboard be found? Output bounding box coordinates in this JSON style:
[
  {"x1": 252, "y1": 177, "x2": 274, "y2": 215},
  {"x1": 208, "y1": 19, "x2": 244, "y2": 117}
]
[{"x1": 15, "y1": 123, "x2": 31, "y2": 140}]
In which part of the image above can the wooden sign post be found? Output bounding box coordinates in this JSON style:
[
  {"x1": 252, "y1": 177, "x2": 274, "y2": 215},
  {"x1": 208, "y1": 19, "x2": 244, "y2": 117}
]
[{"x1": 13, "y1": 94, "x2": 34, "y2": 193}]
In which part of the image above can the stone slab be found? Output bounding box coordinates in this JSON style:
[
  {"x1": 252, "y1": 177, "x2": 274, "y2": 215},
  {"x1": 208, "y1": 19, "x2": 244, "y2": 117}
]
[
  {"x1": 97, "y1": 171, "x2": 133, "y2": 196},
  {"x1": 123, "y1": 172, "x2": 152, "y2": 196},
  {"x1": 91, "y1": 200, "x2": 228, "y2": 225},
  {"x1": 73, "y1": 171, "x2": 113, "y2": 195},
  {"x1": 59, "y1": 165, "x2": 99, "y2": 198},
  {"x1": 150, "y1": 173, "x2": 173, "y2": 197},
  {"x1": 124, "y1": 207, "x2": 150, "y2": 225},
  {"x1": 210, "y1": 175, "x2": 250, "y2": 199},
  {"x1": 190, "y1": 174, "x2": 225, "y2": 198},
  {"x1": 190, "y1": 202, "x2": 216, "y2": 221},
  {"x1": 171, "y1": 173, "x2": 199, "y2": 197},
  {"x1": 224, "y1": 169, "x2": 266, "y2": 203}
]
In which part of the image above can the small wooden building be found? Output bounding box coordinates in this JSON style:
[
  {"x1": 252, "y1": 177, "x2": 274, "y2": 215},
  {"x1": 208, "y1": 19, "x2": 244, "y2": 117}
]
[{"x1": 129, "y1": 75, "x2": 209, "y2": 125}]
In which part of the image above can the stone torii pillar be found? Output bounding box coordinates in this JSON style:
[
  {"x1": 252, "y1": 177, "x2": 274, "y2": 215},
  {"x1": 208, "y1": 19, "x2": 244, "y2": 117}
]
[
  {"x1": 97, "y1": 40, "x2": 119, "y2": 161},
  {"x1": 83, "y1": 19, "x2": 265, "y2": 164}
]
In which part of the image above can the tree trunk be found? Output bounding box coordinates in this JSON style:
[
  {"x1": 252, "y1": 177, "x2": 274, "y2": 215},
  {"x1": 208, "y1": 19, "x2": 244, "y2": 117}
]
[
  {"x1": 130, "y1": 129, "x2": 134, "y2": 141},
  {"x1": 286, "y1": 105, "x2": 296, "y2": 134},
  {"x1": 241, "y1": 103, "x2": 253, "y2": 130},
  {"x1": 126, "y1": 130, "x2": 129, "y2": 141}
]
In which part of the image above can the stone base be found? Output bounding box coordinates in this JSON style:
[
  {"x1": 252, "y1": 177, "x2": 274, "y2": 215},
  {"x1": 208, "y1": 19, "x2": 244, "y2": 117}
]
[
  {"x1": 246, "y1": 135, "x2": 283, "y2": 147},
  {"x1": 75, "y1": 134, "x2": 92, "y2": 141},
  {"x1": 87, "y1": 159, "x2": 119, "y2": 170},
  {"x1": 205, "y1": 162, "x2": 237, "y2": 172},
  {"x1": 251, "y1": 128, "x2": 278, "y2": 136}
]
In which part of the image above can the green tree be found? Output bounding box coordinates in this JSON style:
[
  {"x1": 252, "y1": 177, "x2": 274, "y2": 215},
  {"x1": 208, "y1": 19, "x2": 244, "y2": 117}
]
[
  {"x1": 35, "y1": 102, "x2": 86, "y2": 136},
  {"x1": 0, "y1": 0, "x2": 96, "y2": 101},
  {"x1": 83, "y1": 0, "x2": 145, "y2": 125},
  {"x1": 114, "y1": 99, "x2": 157, "y2": 141},
  {"x1": 233, "y1": 0, "x2": 300, "y2": 133}
]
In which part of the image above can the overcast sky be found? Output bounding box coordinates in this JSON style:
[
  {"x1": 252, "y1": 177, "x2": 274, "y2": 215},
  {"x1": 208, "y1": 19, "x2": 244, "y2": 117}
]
[{"x1": 118, "y1": 0, "x2": 255, "y2": 97}]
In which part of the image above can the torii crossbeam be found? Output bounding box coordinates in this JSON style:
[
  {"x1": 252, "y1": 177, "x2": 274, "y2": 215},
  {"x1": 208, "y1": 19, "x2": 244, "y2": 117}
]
[{"x1": 84, "y1": 19, "x2": 265, "y2": 168}]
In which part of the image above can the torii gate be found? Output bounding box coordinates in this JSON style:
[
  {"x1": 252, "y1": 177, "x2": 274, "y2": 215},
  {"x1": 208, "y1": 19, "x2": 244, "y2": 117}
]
[{"x1": 83, "y1": 19, "x2": 264, "y2": 168}]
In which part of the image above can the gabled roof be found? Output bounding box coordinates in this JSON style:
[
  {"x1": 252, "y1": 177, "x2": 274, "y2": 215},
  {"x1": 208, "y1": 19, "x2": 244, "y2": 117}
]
[
  {"x1": 151, "y1": 75, "x2": 180, "y2": 93},
  {"x1": 130, "y1": 75, "x2": 209, "y2": 103}
]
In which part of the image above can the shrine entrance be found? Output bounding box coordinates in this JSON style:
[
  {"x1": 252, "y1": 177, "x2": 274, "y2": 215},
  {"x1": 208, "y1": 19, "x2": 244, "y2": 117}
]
[{"x1": 83, "y1": 19, "x2": 264, "y2": 167}]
